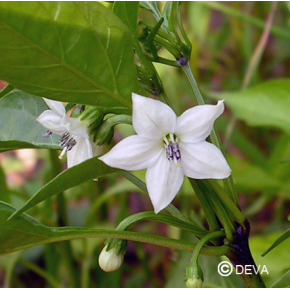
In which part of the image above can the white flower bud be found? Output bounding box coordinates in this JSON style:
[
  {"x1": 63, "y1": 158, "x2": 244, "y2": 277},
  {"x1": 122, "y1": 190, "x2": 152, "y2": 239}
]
[
  {"x1": 98, "y1": 246, "x2": 124, "y2": 272},
  {"x1": 186, "y1": 276, "x2": 203, "y2": 288}
]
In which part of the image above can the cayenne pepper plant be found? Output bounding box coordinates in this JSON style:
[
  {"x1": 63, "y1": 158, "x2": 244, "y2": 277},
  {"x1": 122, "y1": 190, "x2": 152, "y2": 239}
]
[{"x1": 0, "y1": 1, "x2": 289, "y2": 288}]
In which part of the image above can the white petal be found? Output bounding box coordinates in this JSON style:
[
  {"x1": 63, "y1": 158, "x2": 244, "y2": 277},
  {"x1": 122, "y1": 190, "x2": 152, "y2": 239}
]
[
  {"x1": 99, "y1": 135, "x2": 162, "y2": 171},
  {"x1": 146, "y1": 154, "x2": 184, "y2": 213},
  {"x1": 132, "y1": 93, "x2": 177, "y2": 139},
  {"x1": 62, "y1": 115, "x2": 89, "y2": 139},
  {"x1": 43, "y1": 98, "x2": 65, "y2": 116},
  {"x1": 36, "y1": 110, "x2": 66, "y2": 135},
  {"x1": 67, "y1": 137, "x2": 93, "y2": 167},
  {"x1": 175, "y1": 100, "x2": 224, "y2": 143},
  {"x1": 179, "y1": 141, "x2": 231, "y2": 179}
]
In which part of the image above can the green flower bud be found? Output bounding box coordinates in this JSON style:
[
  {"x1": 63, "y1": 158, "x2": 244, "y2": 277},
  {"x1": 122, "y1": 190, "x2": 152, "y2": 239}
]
[{"x1": 184, "y1": 264, "x2": 204, "y2": 288}]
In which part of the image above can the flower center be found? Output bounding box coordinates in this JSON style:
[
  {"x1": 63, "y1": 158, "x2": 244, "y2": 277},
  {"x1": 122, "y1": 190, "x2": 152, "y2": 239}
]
[
  {"x1": 58, "y1": 131, "x2": 77, "y2": 159},
  {"x1": 163, "y1": 133, "x2": 181, "y2": 167}
]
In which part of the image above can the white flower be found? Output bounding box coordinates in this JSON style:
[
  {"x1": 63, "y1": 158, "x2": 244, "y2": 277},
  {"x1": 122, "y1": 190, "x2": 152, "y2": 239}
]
[
  {"x1": 99, "y1": 93, "x2": 231, "y2": 213},
  {"x1": 37, "y1": 98, "x2": 100, "y2": 168}
]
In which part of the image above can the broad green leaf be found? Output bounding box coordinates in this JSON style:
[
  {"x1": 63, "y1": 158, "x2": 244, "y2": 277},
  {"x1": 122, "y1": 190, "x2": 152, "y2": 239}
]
[
  {"x1": 271, "y1": 269, "x2": 290, "y2": 288},
  {"x1": 113, "y1": 2, "x2": 139, "y2": 35},
  {"x1": 262, "y1": 227, "x2": 290, "y2": 256},
  {"x1": 9, "y1": 156, "x2": 117, "y2": 219},
  {"x1": 209, "y1": 79, "x2": 290, "y2": 134},
  {"x1": 0, "y1": 2, "x2": 139, "y2": 108},
  {"x1": 0, "y1": 91, "x2": 60, "y2": 152}
]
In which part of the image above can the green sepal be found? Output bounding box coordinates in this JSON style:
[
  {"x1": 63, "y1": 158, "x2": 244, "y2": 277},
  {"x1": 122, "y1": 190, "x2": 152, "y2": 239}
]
[
  {"x1": 95, "y1": 114, "x2": 132, "y2": 146},
  {"x1": 104, "y1": 238, "x2": 128, "y2": 256}
]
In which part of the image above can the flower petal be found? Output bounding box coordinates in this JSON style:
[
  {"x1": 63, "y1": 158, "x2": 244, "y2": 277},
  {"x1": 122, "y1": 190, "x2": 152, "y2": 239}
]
[
  {"x1": 132, "y1": 93, "x2": 176, "y2": 139},
  {"x1": 175, "y1": 100, "x2": 224, "y2": 143},
  {"x1": 67, "y1": 137, "x2": 93, "y2": 167},
  {"x1": 62, "y1": 115, "x2": 89, "y2": 139},
  {"x1": 179, "y1": 141, "x2": 231, "y2": 179},
  {"x1": 99, "y1": 135, "x2": 162, "y2": 171},
  {"x1": 146, "y1": 154, "x2": 184, "y2": 213},
  {"x1": 43, "y1": 98, "x2": 65, "y2": 116},
  {"x1": 36, "y1": 110, "x2": 66, "y2": 135}
]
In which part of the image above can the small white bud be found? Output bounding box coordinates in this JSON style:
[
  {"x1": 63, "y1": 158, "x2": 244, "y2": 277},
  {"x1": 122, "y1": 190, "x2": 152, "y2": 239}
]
[
  {"x1": 98, "y1": 246, "x2": 124, "y2": 272},
  {"x1": 185, "y1": 277, "x2": 203, "y2": 288}
]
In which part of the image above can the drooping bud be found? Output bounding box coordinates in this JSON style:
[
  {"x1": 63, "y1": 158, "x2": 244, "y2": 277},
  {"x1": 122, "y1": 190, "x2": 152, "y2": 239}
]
[
  {"x1": 184, "y1": 264, "x2": 204, "y2": 288},
  {"x1": 98, "y1": 246, "x2": 124, "y2": 272},
  {"x1": 98, "y1": 238, "x2": 127, "y2": 272}
]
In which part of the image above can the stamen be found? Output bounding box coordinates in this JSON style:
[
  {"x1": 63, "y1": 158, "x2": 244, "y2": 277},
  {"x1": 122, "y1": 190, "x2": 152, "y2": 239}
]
[
  {"x1": 58, "y1": 132, "x2": 77, "y2": 159},
  {"x1": 43, "y1": 130, "x2": 52, "y2": 138},
  {"x1": 165, "y1": 140, "x2": 181, "y2": 166}
]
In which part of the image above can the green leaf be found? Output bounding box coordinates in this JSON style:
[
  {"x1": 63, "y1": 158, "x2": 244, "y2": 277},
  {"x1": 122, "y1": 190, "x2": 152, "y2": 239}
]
[
  {"x1": 209, "y1": 79, "x2": 290, "y2": 134},
  {"x1": 271, "y1": 269, "x2": 290, "y2": 288},
  {"x1": 113, "y1": 2, "x2": 139, "y2": 35},
  {"x1": 0, "y1": 2, "x2": 139, "y2": 108},
  {"x1": 9, "y1": 156, "x2": 117, "y2": 219},
  {"x1": 0, "y1": 90, "x2": 60, "y2": 152},
  {"x1": 0, "y1": 84, "x2": 14, "y2": 100},
  {"x1": 262, "y1": 227, "x2": 290, "y2": 256},
  {"x1": 0, "y1": 164, "x2": 11, "y2": 203}
]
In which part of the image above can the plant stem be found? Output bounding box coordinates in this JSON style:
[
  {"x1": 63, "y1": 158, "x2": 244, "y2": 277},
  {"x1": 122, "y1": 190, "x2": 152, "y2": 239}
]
[
  {"x1": 182, "y1": 63, "x2": 240, "y2": 207},
  {"x1": 115, "y1": 211, "x2": 208, "y2": 238},
  {"x1": 50, "y1": 228, "x2": 232, "y2": 257},
  {"x1": 190, "y1": 230, "x2": 225, "y2": 265},
  {"x1": 49, "y1": 150, "x2": 80, "y2": 287},
  {"x1": 227, "y1": 222, "x2": 266, "y2": 287},
  {"x1": 189, "y1": 178, "x2": 220, "y2": 233}
]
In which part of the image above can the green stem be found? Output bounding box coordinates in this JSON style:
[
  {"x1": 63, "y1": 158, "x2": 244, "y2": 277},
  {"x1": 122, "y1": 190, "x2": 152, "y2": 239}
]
[
  {"x1": 49, "y1": 150, "x2": 80, "y2": 287},
  {"x1": 190, "y1": 230, "x2": 225, "y2": 265},
  {"x1": 182, "y1": 63, "x2": 205, "y2": 105},
  {"x1": 34, "y1": 227, "x2": 232, "y2": 257},
  {"x1": 207, "y1": 180, "x2": 246, "y2": 225},
  {"x1": 182, "y1": 63, "x2": 239, "y2": 207},
  {"x1": 191, "y1": 179, "x2": 235, "y2": 241},
  {"x1": 115, "y1": 211, "x2": 208, "y2": 238},
  {"x1": 189, "y1": 179, "x2": 220, "y2": 233}
]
